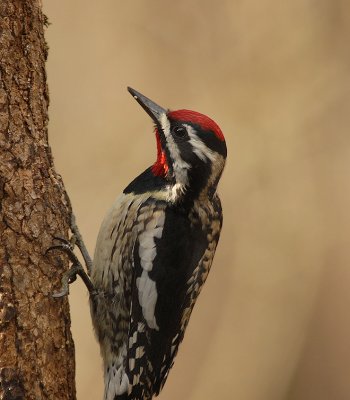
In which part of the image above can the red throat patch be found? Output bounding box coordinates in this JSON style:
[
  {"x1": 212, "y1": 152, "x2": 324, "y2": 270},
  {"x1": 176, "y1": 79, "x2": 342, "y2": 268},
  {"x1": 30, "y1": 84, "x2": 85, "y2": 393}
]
[{"x1": 152, "y1": 129, "x2": 169, "y2": 177}]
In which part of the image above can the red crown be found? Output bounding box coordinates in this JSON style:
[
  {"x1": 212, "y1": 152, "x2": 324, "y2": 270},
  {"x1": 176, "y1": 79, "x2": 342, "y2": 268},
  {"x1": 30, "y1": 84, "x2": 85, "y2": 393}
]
[{"x1": 168, "y1": 110, "x2": 224, "y2": 141}]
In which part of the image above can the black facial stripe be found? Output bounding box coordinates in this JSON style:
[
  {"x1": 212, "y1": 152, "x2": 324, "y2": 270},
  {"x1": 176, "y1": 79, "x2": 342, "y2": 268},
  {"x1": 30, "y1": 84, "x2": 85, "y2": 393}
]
[
  {"x1": 169, "y1": 120, "x2": 227, "y2": 157},
  {"x1": 198, "y1": 129, "x2": 227, "y2": 157},
  {"x1": 189, "y1": 157, "x2": 212, "y2": 193},
  {"x1": 177, "y1": 140, "x2": 193, "y2": 164}
]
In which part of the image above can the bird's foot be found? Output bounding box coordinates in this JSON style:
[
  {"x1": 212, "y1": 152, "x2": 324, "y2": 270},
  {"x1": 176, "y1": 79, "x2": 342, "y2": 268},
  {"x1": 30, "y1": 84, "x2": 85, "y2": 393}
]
[{"x1": 46, "y1": 237, "x2": 96, "y2": 297}]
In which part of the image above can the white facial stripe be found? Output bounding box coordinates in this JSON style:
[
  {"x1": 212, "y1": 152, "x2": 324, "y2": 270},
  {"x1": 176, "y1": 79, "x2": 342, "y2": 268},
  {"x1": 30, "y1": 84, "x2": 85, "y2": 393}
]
[
  {"x1": 160, "y1": 113, "x2": 190, "y2": 187},
  {"x1": 185, "y1": 124, "x2": 217, "y2": 163},
  {"x1": 160, "y1": 113, "x2": 171, "y2": 136}
]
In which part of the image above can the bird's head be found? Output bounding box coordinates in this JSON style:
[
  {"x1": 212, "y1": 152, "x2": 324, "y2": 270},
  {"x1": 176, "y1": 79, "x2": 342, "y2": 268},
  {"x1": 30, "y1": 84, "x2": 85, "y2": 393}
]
[{"x1": 128, "y1": 87, "x2": 227, "y2": 201}]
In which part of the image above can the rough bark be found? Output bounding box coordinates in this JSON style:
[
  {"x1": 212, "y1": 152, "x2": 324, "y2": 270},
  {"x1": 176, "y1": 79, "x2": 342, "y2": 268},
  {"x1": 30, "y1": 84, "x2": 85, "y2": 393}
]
[{"x1": 0, "y1": 1, "x2": 76, "y2": 399}]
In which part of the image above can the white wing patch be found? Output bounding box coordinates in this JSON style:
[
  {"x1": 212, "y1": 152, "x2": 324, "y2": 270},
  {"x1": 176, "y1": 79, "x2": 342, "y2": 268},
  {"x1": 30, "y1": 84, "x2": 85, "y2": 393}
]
[
  {"x1": 136, "y1": 210, "x2": 165, "y2": 330},
  {"x1": 136, "y1": 270, "x2": 159, "y2": 330}
]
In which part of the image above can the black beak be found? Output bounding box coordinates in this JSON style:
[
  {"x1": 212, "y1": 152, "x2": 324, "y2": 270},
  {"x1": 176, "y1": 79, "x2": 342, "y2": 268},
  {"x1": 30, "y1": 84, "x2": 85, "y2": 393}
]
[{"x1": 127, "y1": 87, "x2": 167, "y2": 126}]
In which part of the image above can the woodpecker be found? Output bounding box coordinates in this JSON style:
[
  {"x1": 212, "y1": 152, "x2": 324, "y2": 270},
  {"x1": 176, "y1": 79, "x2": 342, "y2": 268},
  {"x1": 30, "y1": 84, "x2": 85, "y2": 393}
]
[
  {"x1": 87, "y1": 88, "x2": 227, "y2": 400},
  {"x1": 51, "y1": 87, "x2": 227, "y2": 400}
]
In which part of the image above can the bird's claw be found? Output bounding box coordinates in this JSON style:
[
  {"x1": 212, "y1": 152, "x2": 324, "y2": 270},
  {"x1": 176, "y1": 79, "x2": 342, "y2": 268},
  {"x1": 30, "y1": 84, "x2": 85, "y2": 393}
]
[
  {"x1": 52, "y1": 235, "x2": 77, "y2": 249},
  {"x1": 46, "y1": 237, "x2": 79, "y2": 264},
  {"x1": 51, "y1": 264, "x2": 84, "y2": 298},
  {"x1": 46, "y1": 237, "x2": 95, "y2": 297}
]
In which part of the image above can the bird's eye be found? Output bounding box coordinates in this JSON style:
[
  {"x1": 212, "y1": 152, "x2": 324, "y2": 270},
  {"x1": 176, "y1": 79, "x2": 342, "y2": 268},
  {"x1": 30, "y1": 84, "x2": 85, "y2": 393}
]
[{"x1": 172, "y1": 126, "x2": 187, "y2": 138}]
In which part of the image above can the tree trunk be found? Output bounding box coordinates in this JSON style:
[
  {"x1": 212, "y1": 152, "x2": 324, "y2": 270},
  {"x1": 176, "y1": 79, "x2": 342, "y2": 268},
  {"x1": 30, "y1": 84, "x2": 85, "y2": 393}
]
[{"x1": 0, "y1": 1, "x2": 76, "y2": 399}]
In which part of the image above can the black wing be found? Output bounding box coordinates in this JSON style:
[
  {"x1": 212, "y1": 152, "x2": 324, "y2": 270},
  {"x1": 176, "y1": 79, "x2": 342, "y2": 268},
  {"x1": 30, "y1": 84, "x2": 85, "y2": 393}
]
[{"x1": 126, "y1": 196, "x2": 222, "y2": 398}]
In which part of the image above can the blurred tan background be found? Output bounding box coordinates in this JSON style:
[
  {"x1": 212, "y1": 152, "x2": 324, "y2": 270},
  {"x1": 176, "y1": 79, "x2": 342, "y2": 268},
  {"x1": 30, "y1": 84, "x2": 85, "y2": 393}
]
[{"x1": 43, "y1": 1, "x2": 350, "y2": 399}]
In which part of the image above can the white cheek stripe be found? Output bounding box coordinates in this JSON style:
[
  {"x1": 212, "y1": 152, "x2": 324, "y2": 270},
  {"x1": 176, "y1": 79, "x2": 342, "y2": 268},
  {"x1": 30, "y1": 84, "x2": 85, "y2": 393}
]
[
  {"x1": 136, "y1": 211, "x2": 165, "y2": 330},
  {"x1": 185, "y1": 124, "x2": 217, "y2": 163},
  {"x1": 160, "y1": 113, "x2": 190, "y2": 187}
]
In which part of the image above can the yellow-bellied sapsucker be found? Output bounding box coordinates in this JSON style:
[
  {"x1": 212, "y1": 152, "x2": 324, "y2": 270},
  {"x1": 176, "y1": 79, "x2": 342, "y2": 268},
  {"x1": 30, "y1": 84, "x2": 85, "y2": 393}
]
[{"x1": 50, "y1": 87, "x2": 227, "y2": 400}]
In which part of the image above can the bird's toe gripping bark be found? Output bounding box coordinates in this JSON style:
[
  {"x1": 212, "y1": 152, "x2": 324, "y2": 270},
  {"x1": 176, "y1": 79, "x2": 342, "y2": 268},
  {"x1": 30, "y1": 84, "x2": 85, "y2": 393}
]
[{"x1": 46, "y1": 237, "x2": 96, "y2": 297}]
